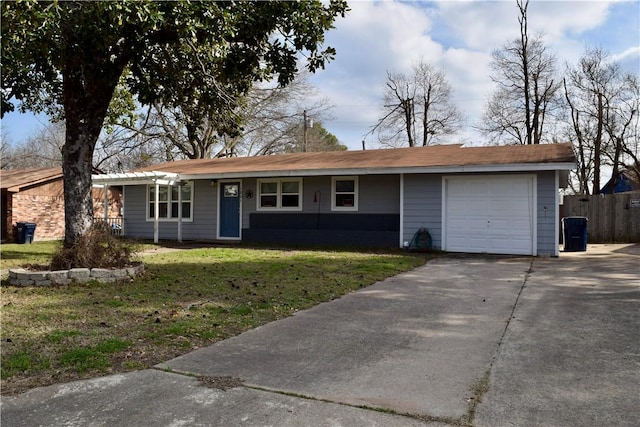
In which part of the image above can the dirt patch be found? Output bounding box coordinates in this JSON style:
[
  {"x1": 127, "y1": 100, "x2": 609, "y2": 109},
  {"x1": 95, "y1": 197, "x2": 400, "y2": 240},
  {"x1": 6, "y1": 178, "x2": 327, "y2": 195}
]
[{"x1": 198, "y1": 375, "x2": 244, "y2": 390}]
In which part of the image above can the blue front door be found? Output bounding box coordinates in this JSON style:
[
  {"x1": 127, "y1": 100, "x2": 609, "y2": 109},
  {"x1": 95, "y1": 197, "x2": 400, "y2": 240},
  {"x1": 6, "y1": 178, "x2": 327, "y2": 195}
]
[{"x1": 220, "y1": 182, "x2": 240, "y2": 238}]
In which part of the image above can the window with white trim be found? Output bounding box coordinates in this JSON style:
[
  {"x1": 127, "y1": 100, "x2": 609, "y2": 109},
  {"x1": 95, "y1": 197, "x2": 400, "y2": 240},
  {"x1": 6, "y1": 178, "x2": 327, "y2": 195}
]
[
  {"x1": 332, "y1": 176, "x2": 358, "y2": 211},
  {"x1": 148, "y1": 182, "x2": 193, "y2": 220},
  {"x1": 257, "y1": 178, "x2": 302, "y2": 210}
]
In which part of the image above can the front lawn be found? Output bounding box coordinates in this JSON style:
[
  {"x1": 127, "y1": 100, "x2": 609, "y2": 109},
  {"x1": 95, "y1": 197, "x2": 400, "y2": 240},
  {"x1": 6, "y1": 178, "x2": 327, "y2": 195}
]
[
  {"x1": 1, "y1": 245, "x2": 431, "y2": 395},
  {"x1": 0, "y1": 241, "x2": 62, "y2": 270}
]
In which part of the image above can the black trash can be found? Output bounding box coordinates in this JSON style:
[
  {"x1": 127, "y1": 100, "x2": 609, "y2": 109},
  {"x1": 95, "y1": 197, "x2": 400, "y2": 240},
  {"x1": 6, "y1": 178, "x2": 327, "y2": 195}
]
[
  {"x1": 23, "y1": 222, "x2": 37, "y2": 244},
  {"x1": 15, "y1": 222, "x2": 26, "y2": 244},
  {"x1": 562, "y1": 217, "x2": 588, "y2": 252}
]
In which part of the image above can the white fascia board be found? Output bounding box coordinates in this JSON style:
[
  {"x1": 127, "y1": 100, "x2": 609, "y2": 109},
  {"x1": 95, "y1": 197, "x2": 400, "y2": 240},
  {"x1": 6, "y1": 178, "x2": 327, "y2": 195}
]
[
  {"x1": 176, "y1": 162, "x2": 575, "y2": 180},
  {"x1": 92, "y1": 179, "x2": 156, "y2": 187},
  {"x1": 92, "y1": 171, "x2": 181, "y2": 186}
]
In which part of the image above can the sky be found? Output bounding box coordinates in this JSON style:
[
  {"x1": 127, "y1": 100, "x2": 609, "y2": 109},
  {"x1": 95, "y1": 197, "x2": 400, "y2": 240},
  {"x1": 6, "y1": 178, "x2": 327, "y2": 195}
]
[{"x1": 2, "y1": 0, "x2": 639, "y2": 152}]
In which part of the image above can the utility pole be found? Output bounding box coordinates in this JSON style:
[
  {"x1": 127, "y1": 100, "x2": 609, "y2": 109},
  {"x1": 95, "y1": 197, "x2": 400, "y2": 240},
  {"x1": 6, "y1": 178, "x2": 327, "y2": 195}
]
[{"x1": 303, "y1": 110, "x2": 307, "y2": 152}]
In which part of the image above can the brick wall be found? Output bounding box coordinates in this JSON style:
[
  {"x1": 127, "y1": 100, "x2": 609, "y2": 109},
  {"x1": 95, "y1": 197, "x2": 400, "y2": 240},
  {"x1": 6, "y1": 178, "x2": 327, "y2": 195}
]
[
  {"x1": 8, "y1": 181, "x2": 122, "y2": 242},
  {"x1": 10, "y1": 180, "x2": 65, "y2": 240},
  {"x1": 92, "y1": 187, "x2": 123, "y2": 219}
]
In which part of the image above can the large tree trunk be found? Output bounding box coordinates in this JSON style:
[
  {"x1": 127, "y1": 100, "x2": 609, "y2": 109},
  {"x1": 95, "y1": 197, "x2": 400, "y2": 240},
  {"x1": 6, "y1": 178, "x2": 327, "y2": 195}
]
[
  {"x1": 61, "y1": 62, "x2": 123, "y2": 249},
  {"x1": 593, "y1": 93, "x2": 604, "y2": 195},
  {"x1": 404, "y1": 97, "x2": 414, "y2": 147},
  {"x1": 518, "y1": 0, "x2": 532, "y2": 145}
]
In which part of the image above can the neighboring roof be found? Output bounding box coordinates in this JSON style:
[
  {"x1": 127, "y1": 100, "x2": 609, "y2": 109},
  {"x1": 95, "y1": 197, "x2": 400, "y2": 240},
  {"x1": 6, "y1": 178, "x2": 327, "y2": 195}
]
[
  {"x1": 130, "y1": 143, "x2": 576, "y2": 179},
  {"x1": 0, "y1": 167, "x2": 63, "y2": 192},
  {"x1": 600, "y1": 170, "x2": 640, "y2": 194}
]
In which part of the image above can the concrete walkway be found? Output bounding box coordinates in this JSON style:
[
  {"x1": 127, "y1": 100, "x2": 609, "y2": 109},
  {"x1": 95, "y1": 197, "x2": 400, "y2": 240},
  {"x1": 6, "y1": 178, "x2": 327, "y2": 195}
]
[{"x1": 2, "y1": 244, "x2": 638, "y2": 426}]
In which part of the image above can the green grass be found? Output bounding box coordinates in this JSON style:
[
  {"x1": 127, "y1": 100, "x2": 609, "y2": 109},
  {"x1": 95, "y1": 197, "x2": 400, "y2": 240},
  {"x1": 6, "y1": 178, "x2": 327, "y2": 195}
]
[
  {"x1": 59, "y1": 338, "x2": 131, "y2": 372},
  {"x1": 0, "y1": 240, "x2": 155, "y2": 271},
  {"x1": 0, "y1": 241, "x2": 62, "y2": 270},
  {"x1": 0, "y1": 244, "x2": 432, "y2": 394}
]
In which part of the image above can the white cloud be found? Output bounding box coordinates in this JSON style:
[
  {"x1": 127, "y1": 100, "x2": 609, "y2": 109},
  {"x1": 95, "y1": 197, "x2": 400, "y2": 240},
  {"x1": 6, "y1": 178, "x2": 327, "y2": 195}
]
[
  {"x1": 612, "y1": 46, "x2": 640, "y2": 63},
  {"x1": 435, "y1": 1, "x2": 517, "y2": 51},
  {"x1": 528, "y1": 1, "x2": 612, "y2": 40}
]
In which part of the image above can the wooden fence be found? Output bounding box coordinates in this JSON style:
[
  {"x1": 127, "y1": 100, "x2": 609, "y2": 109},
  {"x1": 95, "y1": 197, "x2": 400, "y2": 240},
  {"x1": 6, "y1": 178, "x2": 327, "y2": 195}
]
[{"x1": 561, "y1": 191, "x2": 640, "y2": 243}]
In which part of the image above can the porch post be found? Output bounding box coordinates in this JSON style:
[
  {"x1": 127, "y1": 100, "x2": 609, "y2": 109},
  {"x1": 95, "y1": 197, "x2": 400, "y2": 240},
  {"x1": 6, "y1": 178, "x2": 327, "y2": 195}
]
[
  {"x1": 103, "y1": 184, "x2": 109, "y2": 222},
  {"x1": 154, "y1": 181, "x2": 159, "y2": 244},
  {"x1": 399, "y1": 174, "x2": 404, "y2": 248},
  {"x1": 177, "y1": 183, "x2": 183, "y2": 243},
  {"x1": 554, "y1": 170, "x2": 560, "y2": 257}
]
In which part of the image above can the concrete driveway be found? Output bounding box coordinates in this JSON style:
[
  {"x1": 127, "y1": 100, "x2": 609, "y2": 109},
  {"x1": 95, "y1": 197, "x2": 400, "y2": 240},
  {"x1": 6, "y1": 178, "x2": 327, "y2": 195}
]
[
  {"x1": 2, "y1": 244, "x2": 638, "y2": 426},
  {"x1": 475, "y1": 244, "x2": 640, "y2": 427}
]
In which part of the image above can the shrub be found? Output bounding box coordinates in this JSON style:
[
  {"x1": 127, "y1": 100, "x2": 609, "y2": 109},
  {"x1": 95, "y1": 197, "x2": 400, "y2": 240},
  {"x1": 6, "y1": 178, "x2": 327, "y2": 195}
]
[{"x1": 51, "y1": 222, "x2": 140, "y2": 270}]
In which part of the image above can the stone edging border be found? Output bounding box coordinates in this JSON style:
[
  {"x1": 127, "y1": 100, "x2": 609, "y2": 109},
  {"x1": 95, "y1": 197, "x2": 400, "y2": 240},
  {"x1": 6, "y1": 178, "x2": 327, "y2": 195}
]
[{"x1": 7, "y1": 263, "x2": 145, "y2": 286}]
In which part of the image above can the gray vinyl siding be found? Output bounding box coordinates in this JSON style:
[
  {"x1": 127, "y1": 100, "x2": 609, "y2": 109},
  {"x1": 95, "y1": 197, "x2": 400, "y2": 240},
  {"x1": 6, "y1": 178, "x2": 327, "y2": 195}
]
[
  {"x1": 536, "y1": 171, "x2": 558, "y2": 256},
  {"x1": 122, "y1": 185, "x2": 146, "y2": 237},
  {"x1": 359, "y1": 175, "x2": 400, "y2": 213},
  {"x1": 402, "y1": 172, "x2": 561, "y2": 254},
  {"x1": 122, "y1": 181, "x2": 217, "y2": 240},
  {"x1": 241, "y1": 175, "x2": 400, "y2": 228},
  {"x1": 402, "y1": 174, "x2": 442, "y2": 250}
]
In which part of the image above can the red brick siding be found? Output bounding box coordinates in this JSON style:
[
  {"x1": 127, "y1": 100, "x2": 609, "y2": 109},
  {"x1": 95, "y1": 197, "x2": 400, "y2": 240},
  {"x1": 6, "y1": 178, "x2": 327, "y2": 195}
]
[{"x1": 8, "y1": 180, "x2": 122, "y2": 242}]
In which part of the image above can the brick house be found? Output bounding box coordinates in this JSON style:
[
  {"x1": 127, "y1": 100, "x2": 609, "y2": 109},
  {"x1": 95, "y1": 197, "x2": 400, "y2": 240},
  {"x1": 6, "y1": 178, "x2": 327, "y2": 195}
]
[{"x1": 0, "y1": 167, "x2": 122, "y2": 242}]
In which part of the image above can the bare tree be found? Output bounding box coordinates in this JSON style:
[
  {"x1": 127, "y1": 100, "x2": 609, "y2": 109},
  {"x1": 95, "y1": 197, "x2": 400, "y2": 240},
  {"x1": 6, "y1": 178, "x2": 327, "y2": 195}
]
[
  {"x1": 234, "y1": 72, "x2": 336, "y2": 156},
  {"x1": 563, "y1": 47, "x2": 639, "y2": 195},
  {"x1": 369, "y1": 60, "x2": 462, "y2": 147},
  {"x1": 0, "y1": 122, "x2": 64, "y2": 169},
  {"x1": 480, "y1": 0, "x2": 560, "y2": 145},
  {"x1": 122, "y1": 101, "x2": 240, "y2": 160},
  {"x1": 115, "y1": 71, "x2": 336, "y2": 160}
]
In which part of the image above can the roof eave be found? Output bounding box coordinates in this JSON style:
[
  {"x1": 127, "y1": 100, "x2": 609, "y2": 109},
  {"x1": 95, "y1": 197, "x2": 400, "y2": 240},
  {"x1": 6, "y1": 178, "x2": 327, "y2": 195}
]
[
  {"x1": 176, "y1": 161, "x2": 577, "y2": 180},
  {"x1": 5, "y1": 174, "x2": 64, "y2": 192}
]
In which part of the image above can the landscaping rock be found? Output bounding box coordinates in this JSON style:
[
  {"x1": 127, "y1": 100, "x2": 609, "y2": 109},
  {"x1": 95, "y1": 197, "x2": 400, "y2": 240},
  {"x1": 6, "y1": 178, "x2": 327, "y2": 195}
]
[
  {"x1": 68, "y1": 268, "x2": 91, "y2": 282},
  {"x1": 48, "y1": 271, "x2": 69, "y2": 284},
  {"x1": 28, "y1": 272, "x2": 48, "y2": 281},
  {"x1": 11, "y1": 269, "x2": 31, "y2": 281},
  {"x1": 7, "y1": 264, "x2": 144, "y2": 287},
  {"x1": 110, "y1": 269, "x2": 129, "y2": 279},
  {"x1": 90, "y1": 268, "x2": 113, "y2": 279}
]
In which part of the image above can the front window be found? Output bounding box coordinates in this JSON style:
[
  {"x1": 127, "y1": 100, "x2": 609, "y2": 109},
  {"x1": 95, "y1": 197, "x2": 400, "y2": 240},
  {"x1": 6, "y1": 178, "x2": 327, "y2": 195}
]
[
  {"x1": 257, "y1": 178, "x2": 302, "y2": 210},
  {"x1": 332, "y1": 176, "x2": 358, "y2": 211},
  {"x1": 148, "y1": 182, "x2": 193, "y2": 220}
]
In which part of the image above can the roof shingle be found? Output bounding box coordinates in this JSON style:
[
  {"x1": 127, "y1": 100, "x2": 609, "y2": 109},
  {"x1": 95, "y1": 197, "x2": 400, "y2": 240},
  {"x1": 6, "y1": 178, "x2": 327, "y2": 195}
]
[
  {"x1": 0, "y1": 167, "x2": 63, "y2": 191},
  {"x1": 135, "y1": 143, "x2": 575, "y2": 176}
]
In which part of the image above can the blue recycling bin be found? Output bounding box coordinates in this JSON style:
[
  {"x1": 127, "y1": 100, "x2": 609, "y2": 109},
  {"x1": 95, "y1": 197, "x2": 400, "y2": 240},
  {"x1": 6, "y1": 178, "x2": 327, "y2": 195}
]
[
  {"x1": 23, "y1": 223, "x2": 37, "y2": 243},
  {"x1": 16, "y1": 222, "x2": 37, "y2": 244},
  {"x1": 562, "y1": 217, "x2": 588, "y2": 252}
]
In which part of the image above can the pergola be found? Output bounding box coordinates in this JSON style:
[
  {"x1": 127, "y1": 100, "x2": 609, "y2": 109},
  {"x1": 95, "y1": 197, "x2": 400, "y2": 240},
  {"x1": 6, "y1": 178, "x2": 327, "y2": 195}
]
[{"x1": 92, "y1": 171, "x2": 183, "y2": 244}]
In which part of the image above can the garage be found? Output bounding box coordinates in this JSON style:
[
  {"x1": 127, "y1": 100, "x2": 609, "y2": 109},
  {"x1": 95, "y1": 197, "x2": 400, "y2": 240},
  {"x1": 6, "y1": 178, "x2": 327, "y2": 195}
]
[{"x1": 443, "y1": 175, "x2": 536, "y2": 255}]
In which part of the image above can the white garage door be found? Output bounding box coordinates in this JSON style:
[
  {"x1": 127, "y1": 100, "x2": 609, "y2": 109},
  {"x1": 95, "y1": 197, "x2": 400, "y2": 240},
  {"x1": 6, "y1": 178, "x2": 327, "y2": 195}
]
[{"x1": 444, "y1": 176, "x2": 535, "y2": 255}]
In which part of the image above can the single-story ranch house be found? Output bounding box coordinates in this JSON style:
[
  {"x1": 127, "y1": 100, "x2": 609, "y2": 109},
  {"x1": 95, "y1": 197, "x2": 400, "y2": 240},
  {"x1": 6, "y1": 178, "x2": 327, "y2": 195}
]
[{"x1": 93, "y1": 143, "x2": 576, "y2": 256}]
